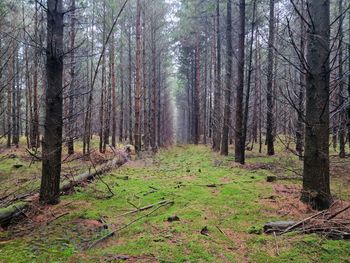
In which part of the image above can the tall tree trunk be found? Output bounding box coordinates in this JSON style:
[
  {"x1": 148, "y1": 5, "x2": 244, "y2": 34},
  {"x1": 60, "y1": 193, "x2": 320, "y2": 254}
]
[
  {"x1": 221, "y1": 0, "x2": 233, "y2": 156},
  {"x1": 99, "y1": 2, "x2": 106, "y2": 153},
  {"x1": 301, "y1": 0, "x2": 332, "y2": 210},
  {"x1": 243, "y1": 0, "x2": 257, "y2": 151},
  {"x1": 119, "y1": 25, "x2": 125, "y2": 142},
  {"x1": 212, "y1": 0, "x2": 221, "y2": 151},
  {"x1": 40, "y1": 0, "x2": 64, "y2": 204},
  {"x1": 296, "y1": 0, "x2": 305, "y2": 159},
  {"x1": 111, "y1": 33, "x2": 117, "y2": 147},
  {"x1": 150, "y1": 20, "x2": 157, "y2": 152},
  {"x1": 67, "y1": 0, "x2": 76, "y2": 155},
  {"x1": 234, "y1": 0, "x2": 245, "y2": 163},
  {"x1": 266, "y1": 0, "x2": 275, "y2": 156},
  {"x1": 142, "y1": 6, "x2": 149, "y2": 150},
  {"x1": 194, "y1": 37, "x2": 200, "y2": 145},
  {"x1": 128, "y1": 24, "x2": 133, "y2": 144},
  {"x1": 338, "y1": 0, "x2": 346, "y2": 158},
  {"x1": 134, "y1": 0, "x2": 142, "y2": 152}
]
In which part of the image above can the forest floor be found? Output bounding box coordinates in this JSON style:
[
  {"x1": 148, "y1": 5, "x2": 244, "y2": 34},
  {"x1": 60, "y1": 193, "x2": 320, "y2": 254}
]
[{"x1": 0, "y1": 140, "x2": 350, "y2": 262}]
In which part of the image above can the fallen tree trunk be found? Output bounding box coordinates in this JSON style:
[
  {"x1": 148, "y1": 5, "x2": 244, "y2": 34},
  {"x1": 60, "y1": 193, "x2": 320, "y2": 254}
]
[
  {"x1": 60, "y1": 157, "x2": 127, "y2": 192},
  {"x1": 0, "y1": 154, "x2": 129, "y2": 226},
  {"x1": 0, "y1": 202, "x2": 28, "y2": 226}
]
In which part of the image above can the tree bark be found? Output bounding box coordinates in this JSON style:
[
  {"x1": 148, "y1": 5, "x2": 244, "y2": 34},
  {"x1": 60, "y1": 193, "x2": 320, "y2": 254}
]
[
  {"x1": 266, "y1": 0, "x2": 275, "y2": 156},
  {"x1": 301, "y1": 0, "x2": 332, "y2": 210},
  {"x1": 40, "y1": 0, "x2": 64, "y2": 204},
  {"x1": 134, "y1": 0, "x2": 142, "y2": 152},
  {"x1": 234, "y1": 0, "x2": 245, "y2": 163},
  {"x1": 212, "y1": 0, "x2": 221, "y2": 152},
  {"x1": 221, "y1": 0, "x2": 233, "y2": 156}
]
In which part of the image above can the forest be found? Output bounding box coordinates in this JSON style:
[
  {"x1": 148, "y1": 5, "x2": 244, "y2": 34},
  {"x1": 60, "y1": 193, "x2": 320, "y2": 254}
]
[{"x1": 0, "y1": 0, "x2": 349, "y2": 262}]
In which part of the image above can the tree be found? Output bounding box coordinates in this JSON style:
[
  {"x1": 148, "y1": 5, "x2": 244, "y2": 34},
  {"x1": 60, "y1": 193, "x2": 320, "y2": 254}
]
[
  {"x1": 212, "y1": 0, "x2": 221, "y2": 152},
  {"x1": 220, "y1": 0, "x2": 233, "y2": 156},
  {"x1": 266, "y1": 0, "x2": 275, "y2": 156},
  {"x1": 301, "y1": 0, "x2": 332, "y2": 210},
  {"x1": 134, "y1": 0, "x2": 142, "y2": 152},
  {"x1": 234, "y1": 0, "x2": 245, "y2": 163},
  {"x1": 40, "y1": 0, "x2": 64, "y2": 204}
]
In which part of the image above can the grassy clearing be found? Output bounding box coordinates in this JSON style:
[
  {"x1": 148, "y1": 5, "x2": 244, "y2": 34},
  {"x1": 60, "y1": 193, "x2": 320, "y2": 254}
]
[{"x1": 0, "y1": 144, "x2": 349, "y2": 262}]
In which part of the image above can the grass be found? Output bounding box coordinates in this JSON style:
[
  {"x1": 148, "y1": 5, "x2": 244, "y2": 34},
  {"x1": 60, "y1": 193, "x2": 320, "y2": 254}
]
[{"x1": 0, "y1": 142, "x2": 349, "y2": 262}]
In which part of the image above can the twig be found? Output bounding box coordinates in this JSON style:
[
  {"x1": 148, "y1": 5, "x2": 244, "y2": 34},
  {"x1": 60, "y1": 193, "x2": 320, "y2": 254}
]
[
  {"x1": 119, "y1": 200, "x2": 174, "y2": 216},
  {"x1": 280, "y1": 210, "x2": 326, "y2": 235},
  {"x1": 88, "y1": 200, "x2": 174, "y2": 249},
  {"x1": 326, "y1": 205, "x2": 350, "y2": 220}
]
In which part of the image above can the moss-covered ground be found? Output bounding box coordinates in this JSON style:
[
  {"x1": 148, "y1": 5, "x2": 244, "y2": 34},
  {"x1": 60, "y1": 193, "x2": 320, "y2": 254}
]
[{"x1": 0, "y1": 142, "x2": 349, "y2": 262}]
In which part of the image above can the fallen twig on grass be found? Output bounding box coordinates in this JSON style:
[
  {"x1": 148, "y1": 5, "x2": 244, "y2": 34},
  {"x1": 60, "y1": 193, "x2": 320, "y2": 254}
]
[
  {"x1": 87, "y1": 200, "x2": 174, "y2": 249},
  {"x1": 119, "y1": 200, "x2": 174, "y2": 216},
  {"x1": 264, "y1": 203, "x2": 350, "y2": 239}
]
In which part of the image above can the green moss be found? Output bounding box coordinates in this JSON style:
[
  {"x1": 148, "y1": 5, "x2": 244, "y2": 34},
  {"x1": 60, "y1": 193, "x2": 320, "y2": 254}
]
[{"x1": 1, "y1": 144, "x2": 349, "y2": 262}]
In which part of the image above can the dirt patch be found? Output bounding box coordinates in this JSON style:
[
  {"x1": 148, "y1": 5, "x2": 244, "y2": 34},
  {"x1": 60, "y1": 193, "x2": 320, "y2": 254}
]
[{"x1": 261, "y1": 183, "x2": 314, "y2": 218}]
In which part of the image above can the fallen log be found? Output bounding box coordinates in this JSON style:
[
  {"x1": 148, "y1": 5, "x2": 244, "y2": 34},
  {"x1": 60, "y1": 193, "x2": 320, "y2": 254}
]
[
  {"x1": 0, "y1": 154, "x2": 129, "y2": 226},
  {"x1": 60, "y1": 156, "x2": 128, "y2": 192},
  {"x1": 0, "y1": 202, "x2": 28, "y2": 226},
  {"x1": 263, "y1": 205, "x2": 350, "y2": 239}
]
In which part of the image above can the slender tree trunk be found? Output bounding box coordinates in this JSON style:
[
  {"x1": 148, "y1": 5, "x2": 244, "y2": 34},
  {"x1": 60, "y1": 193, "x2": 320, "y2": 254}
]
[
  {"x1": 128, "y1": 24, "x2": 133, "y2": 144},
  {"x1": 142, "y1": 6, "x2": 149, "y2": 150},
  {"x1": 234, "y1": 0, "x2": 245, "y2": 163},
  {"x1": 134, "y1": 0, "x2": 142, "y2": 152},
  {"x1": 296, "y1": 0, "x2": 305, "y2": 159},
  {"x1": 40, "y1": 0, "x2": 64, "y2": 204},
  {"x1": 111, "y1": 33, "x2": 117, "y2": 147},
  {"x1": 212, "y1": 0, "x2": 221, "y2": 151},
  {"x1": 221, "y1": 0, "x2": 233, "y2": 156},
  {"x1": 194, "y1": 37, "x2": 200, "y2": 145},
  {"x1": 301, "y1": 0, "x2": 332, "y2": 210},
  {"x1": 150, "y1": 20, "x2": 157, "y2": 152},
  {"x1": 119, "y1": 26, "x2": 125, "y2": 143},
  {"x1": 266, "y1": 0, "x2": 275, "y2": 156},
  {"x1": 67, "y1": 0, "x2": 76, "y2": 155},
  {"x1": 338, "y1": 0, "x2": 346, "y2": 158},
  {"x1": 243, "y1": 0, "x2": 257, "y2": 151}
]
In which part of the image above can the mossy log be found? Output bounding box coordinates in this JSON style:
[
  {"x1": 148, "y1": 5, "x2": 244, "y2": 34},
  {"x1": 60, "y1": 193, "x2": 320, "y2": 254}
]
[
  {"x1": 0, "y1": 202, "x2": 28, "y2": 226},
  {"x1": 60, "y1": 157, "x2": 128, "y2": 192}
]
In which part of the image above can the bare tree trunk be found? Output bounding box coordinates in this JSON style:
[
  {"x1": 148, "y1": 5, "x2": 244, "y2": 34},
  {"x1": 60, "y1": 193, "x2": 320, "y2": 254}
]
[
  {"x1": 67, "y1": 0, "x2": 76, "y2": 155},
  {"x1": 338, "y1": 0, "x2": 346, "y2": 158},
  {"x1": 221, "y1": 0, "x2": 233, "y2": 156},
  {"x1": 119, "y1": 25, "x2": 125, "y2": 143},
  {"x1": 40, "y1": 0, "x2": 64, "y2": 204},
  {"x1": 142, "y1": 6, "x2": 149, "y2": 149},
  {"x1": 212, "y1": 0, "x2": 221, "y2": 151},
  {"x1": 150, "y1": 19, "x2": 157, "y2": 152},
  {"x1": 234, "y1": 0, "x2": 245, "y2": 163},
  {"x1": 301, "y1": 0, "x2": 332, "y2": 210},
  {"x1": 134, "y1": 0, "x2": 142, "y2": 152},
  {"x1": 111, "y1": 33, "x2": 117, "y2": 147},
  {"x1": 128, "y1": 24, "x2": 133, "y2": 145},
  {"x1": 194, "y1": 37, "x2": 200, "y2": 145},
  {"x1": 266, "y1": 0, "x2": 275, "y2": 156},
  {"x1": 296, "y1": 0, "x2": 305, "y2": 159},
  {"x1": 243, "y1": 0, "x2": 257, "y2": 151}
]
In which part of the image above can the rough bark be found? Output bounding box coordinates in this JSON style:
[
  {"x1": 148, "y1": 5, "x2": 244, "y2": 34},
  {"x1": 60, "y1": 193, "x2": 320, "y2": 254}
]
[
  {"x1": 234, "y1": 0, "x2": 245, "y2": 163},
  {"x1": 266, "y1": 0, "x2": 275, "y2": 156},
  {"x1": 134, "y1": 0, "x2": 142, "y2": 152},
  {"x1": 212, "y1": 0, "x2": 221, "y2": 152},
  {"x1": 220, "y1": 0, "x2": 233, "y2": 156},
  {"x1": 40, "y1": 0, "x2": 64, "y2": 204},
  {"x1": 301, "y1": 0, "x2": 332, "y2": 210}
]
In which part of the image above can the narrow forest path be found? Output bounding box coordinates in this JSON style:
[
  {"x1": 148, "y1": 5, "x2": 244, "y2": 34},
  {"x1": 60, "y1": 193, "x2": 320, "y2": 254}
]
[{"x1": 1, "y1": 145, "x2": 349, "y2": 262}]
